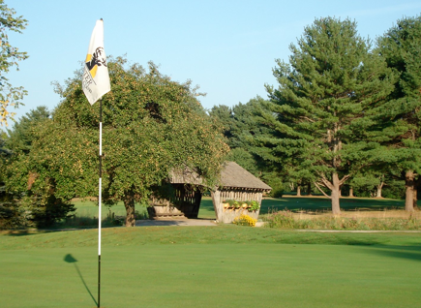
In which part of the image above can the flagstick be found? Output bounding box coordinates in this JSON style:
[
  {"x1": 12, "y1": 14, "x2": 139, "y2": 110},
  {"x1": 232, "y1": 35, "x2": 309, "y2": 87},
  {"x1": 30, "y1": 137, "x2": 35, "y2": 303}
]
[{"x1": 98, "y1": 98, "x2": 103, "y2": 308}]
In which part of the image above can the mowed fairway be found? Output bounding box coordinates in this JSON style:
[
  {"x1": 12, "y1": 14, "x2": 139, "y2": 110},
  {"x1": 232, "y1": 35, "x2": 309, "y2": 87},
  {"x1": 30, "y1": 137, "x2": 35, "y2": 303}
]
[{"x1": 1, "y1": 226, "x2": 421, "y2": 308}]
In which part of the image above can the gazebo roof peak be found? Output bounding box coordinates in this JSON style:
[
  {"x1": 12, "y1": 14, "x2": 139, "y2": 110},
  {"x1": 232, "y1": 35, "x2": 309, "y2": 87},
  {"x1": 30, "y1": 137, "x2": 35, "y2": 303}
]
[{"x1": 169, "y1": 161, "x2": 271, "y2": 191}]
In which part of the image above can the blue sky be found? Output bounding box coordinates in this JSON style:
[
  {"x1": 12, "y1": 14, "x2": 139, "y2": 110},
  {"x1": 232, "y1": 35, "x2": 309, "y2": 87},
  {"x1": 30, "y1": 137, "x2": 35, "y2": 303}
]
[{"x1": 5, "y1": 0, "x2": 421, "y2": 122}]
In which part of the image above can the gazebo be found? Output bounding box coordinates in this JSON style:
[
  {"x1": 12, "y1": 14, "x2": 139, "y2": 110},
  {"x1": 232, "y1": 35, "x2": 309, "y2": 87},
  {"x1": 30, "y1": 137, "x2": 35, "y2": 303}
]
[{"x1": 147, "y1": 162, "x2": 272, "y2": 223}]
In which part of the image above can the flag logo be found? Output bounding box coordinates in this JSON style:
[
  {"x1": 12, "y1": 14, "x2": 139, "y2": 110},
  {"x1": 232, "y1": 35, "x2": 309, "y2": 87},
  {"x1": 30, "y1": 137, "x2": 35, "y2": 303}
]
[
  {"x1": 82, "y1": 20, "x2": 111, "y2": 105},
  {"x1": 85, "y1": 47, "x2": 107, "y2": 79}
]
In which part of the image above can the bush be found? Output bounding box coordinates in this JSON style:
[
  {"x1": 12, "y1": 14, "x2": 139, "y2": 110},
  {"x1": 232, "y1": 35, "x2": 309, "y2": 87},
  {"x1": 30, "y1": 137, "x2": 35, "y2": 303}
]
[{"x1": 232, "y1": 214, "x2": 257, "y2": 227}]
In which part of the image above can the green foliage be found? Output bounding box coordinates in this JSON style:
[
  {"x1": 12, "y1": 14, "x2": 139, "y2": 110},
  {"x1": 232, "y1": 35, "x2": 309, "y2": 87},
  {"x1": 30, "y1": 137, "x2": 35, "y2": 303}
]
[
  {"x1": 5, "y1": 106, "x2": 50, "y2": 154},
  {"x1": 249, "y1": 200, "x2": 259, "y2": 211},
  {"x1": 0, "y1": 1, "x2": 28, "y2": 125},
  {"x1": 262, "y1": 172, "x2": 284, "y2": 198},
  {"x1": 5, "y1": 57, "x2": 228, "y2": 227},
  {"x1": 375, "y1": 16, "x2": 421, "y2": 207},
  {"x1": 210, "y1": 97, "x2": 269, "y2": 177},
  {"x1": 256, "y1": 17, "x2": 395, "y2": 211}
]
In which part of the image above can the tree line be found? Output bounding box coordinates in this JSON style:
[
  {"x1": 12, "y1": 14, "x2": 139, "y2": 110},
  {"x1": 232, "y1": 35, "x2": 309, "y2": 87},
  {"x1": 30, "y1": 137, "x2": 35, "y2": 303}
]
[
  {"x1": 210, "y1": 16, "x2": 421, "y2": 214},
  {"x1": 1, "y1": 10, "x2": 421, "y2": 228},
  {"x1": 1, "y1": 58, "x2": 228, "y2": 228}
]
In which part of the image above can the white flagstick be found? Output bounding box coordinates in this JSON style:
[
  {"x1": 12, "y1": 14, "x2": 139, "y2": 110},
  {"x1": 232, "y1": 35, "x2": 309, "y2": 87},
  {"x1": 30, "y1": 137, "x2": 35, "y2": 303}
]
[
  {"x1": 98, "y1": 99, "x2": 103, "y2": 308},
  {"x1": 82, "y1": 19, "x2": 110, "y2": 308}
]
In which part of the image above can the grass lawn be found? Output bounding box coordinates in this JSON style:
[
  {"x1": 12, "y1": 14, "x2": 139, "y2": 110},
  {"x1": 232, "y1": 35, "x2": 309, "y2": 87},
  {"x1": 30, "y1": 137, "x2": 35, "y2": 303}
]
[
  {"x1": 1, "y1": 226, "x2": 421, "y2": 308},
  {"x1": 72, "y1": 196, "x2": 409, "y2": 221},
  {"x1": 259, "y1": 196, "x2": 407, "y2": 214},
  {"x1": 199, "y1": 195, "x2": 409, "y2": 219},
  {"x1": 71, "y1": 200, "x2": 145, "y2": 219}
]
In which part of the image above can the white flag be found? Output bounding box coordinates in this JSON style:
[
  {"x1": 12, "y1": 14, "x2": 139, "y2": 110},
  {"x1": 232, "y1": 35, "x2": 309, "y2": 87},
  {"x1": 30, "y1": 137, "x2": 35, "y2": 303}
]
[{"x1": 82, "y1": 20, "x2": 111, "y2": 105}]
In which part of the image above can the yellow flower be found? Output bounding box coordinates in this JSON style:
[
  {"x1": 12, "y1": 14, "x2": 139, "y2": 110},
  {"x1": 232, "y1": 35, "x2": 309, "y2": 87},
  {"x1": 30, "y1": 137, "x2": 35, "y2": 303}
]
[{"x1": 232, "y1": 214, "x2": 257, "y2": 227}]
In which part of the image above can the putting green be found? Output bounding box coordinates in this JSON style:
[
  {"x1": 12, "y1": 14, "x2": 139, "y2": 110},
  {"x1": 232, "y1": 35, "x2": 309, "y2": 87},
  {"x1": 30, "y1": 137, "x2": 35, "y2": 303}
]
[{"x1": 1, "y1": 227, "x2": 421, "y2": 307}]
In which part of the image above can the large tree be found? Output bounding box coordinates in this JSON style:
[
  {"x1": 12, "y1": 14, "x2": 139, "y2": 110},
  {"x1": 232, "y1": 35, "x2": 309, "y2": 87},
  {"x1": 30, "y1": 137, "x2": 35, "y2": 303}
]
[
  {"x1": 377, "y1": 16, "x2": 421, "y2": 211},
  {"x1": 209, "y1": 97, "x2": 267, "y2": 176},
  {"x1": 0, "y1": 1, "x2": 28, "y2": 126},
  {"x1": 6, "y1": 57, "x2": 228, "y2": 226},
  {"x1": 258, "y1": 17, "x2": 394, "y2": 214},
  {"x1": 208, "y1": 97, "x2": 288, "y2": 195}
]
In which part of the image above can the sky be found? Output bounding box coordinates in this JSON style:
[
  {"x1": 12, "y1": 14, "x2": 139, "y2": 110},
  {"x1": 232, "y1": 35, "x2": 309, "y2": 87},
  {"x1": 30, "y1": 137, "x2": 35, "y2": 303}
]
[{"x1": 5, "y1": 0, "x2": 421, "y2": 123}]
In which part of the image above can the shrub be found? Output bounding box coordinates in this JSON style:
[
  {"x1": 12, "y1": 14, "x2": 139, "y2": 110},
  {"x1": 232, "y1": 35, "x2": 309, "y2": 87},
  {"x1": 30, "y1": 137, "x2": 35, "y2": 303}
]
[
  {"x1": 232, "y1": 214, "x2": 257, "y2": 227},
  {"x1": 249, "y1": 200, "x2": 260, "y2": 211}
]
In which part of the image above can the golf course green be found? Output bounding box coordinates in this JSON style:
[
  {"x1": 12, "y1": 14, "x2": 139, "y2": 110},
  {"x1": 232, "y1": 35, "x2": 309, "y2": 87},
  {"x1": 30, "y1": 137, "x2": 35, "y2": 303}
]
[{"x1": 1, "y1": 226, "x2": 421, "y2": 308}]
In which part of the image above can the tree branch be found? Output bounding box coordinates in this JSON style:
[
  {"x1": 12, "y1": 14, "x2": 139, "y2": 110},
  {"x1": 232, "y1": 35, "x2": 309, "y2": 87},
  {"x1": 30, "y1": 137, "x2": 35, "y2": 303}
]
[
  {"x1": 339, "y1": 174, "x2": 351, "y2": 186},
  {"x1": 320, "y1": 174, "x2": 334, "y2": 190},
  {"x1": 313, "y1": 181, "x2": 331, "y2": 199}
]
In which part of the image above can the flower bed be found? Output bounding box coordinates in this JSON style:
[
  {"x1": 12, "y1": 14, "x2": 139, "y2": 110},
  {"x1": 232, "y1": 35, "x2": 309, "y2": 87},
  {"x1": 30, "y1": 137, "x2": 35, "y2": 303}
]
[{"x1": 222, "y1": 200, "x2": 260, "y2": 212}]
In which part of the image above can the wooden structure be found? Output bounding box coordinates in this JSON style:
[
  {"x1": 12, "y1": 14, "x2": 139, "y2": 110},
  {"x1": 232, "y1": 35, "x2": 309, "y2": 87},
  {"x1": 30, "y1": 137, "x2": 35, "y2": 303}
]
[
  {"x1": 147, "y1": 184, "x2": 202, "y2": 219},
  {"x1": 148, "y1": 162, "x2": 271, "y2": 223},
  {"x1": 210, "y1": 162, "x2": 272, "y2": 223}
]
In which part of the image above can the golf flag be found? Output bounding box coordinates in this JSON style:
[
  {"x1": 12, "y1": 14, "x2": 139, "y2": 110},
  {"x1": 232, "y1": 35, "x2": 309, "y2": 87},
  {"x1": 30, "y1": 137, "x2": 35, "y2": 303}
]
[{"x1": 82, "y1": 19, "x2": 111, "y2": 105}]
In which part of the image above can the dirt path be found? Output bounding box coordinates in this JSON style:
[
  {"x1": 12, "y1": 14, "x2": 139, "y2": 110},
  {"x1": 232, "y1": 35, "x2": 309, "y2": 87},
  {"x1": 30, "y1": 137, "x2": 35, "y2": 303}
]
[{"x1": 135, "y1": 219, "x2": 217, "y2": 227}]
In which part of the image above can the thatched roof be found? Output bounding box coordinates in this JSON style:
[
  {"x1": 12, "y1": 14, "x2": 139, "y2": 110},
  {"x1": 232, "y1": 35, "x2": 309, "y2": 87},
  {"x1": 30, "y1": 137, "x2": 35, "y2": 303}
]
[
  {"x1": 220, "y1": 162, "x2": 271, "y2": 191},
  {"x1": 169, "y1": 161, "x2": 271, "y2": 191}
]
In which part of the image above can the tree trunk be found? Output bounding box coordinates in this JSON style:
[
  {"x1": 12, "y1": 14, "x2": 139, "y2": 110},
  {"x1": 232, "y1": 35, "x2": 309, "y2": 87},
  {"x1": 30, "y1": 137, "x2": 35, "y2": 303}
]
[
  {"x1": 124, "y1": 190, "x2": 136, "y2": 227},
  {"x1": 307, "y1": 182, "x2": 312, "y2": 196},
  {"x1": 405, "y1": 170, "x2": 415, "y2": 212},
  {"x1": 413, "y1": 177, "x2": 420, "y2": 210},
  {"x1": 331, "y1": 173, "x2": 341, "y2": 215},
  {"x1": 349, "y1": 187, "x2": 354, "y2": 198},
  {"x1": 376, "y1": 182, "x2": 384, "y2": 198},
  {"x1": 297, "y1": 185, "x2": 301, "y2": 197}
]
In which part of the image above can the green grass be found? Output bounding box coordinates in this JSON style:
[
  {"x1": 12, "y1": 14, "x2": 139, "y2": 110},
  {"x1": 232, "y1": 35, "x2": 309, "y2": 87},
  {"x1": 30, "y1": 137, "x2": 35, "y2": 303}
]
[
  {"x1": 1, "y1": 226, "x2": 421, "y2": 307},
  {"x1": 70, "y1": 196, "x2": 407, "y2": 224},
  {"x1": 52, "y1": 200, "x2": 148, "y2": 229},
  {"x1": 199, "y1": 196, "x2": 407, "y2": 219},
  {"x1": 198, "y1": 198, "x2": 216, "y2": 219},
  {"x1": 71, "y1": 200, "x2": 144, "y2": 219},
  {"x1": 260, "y1": 196, "x2": 406, "y2": 214}
]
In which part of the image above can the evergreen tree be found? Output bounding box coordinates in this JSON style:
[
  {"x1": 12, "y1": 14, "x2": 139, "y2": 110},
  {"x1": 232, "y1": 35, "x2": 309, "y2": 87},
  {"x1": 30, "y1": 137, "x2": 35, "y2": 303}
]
[
  {"x1": 377, "y1": 15, "x2": 421, "y2": 211},
  {"x1": 5, "y1": 106, "x2": 50, "y2": 154},
  {"x1": 257, "y1": 17, "x2": 394, "y2": 213},
  {"x1": 210, "y1": 97, "x2": 267, "y2": 176}
]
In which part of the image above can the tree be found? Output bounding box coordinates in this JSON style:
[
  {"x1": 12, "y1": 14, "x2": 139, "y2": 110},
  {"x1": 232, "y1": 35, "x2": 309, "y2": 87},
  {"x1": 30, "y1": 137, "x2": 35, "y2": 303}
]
[
  {"x1": 6, "y1": 57, "x2": 228, "y2": 227},
  {"x1": 0, "y1": 1, "x2": 28, "y2": 126},
  {"x1": 1, "y1": 107, "x2": 53, "y2": 228},
  {"x1": 5, "y1": 106, "x2": 50, "y2": 154},
  {"x1": 209, "y1": 97, "x2": 267, "y2": 176},
  {"x1": 377, "y1": 15, "x2": 421, "y2": 211},
  {"x1": 208, "y1": 97, "x2": 287, "y2": 195},
  {"x1": 258, "y1": 17, "x2": 394, "y2": 214}
]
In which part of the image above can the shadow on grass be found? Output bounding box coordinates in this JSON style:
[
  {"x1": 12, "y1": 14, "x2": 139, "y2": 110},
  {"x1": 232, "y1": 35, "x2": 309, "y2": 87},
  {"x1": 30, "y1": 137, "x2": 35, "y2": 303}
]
[
  {"x1": 201, "y1": 196, "x2": 406, "y2": 216},
  {"x1": 64, "y1": 254, "x2": 97, "y2": 306},
  {"x1": 0, "y1": 229, "x2": 47, "y2": 236},
  {"x1": 364, "y1": 246, "x2": 421, "y2": 262},
  {"x1": 260, "y1": 197, "x2": 405, "y2": 214}
]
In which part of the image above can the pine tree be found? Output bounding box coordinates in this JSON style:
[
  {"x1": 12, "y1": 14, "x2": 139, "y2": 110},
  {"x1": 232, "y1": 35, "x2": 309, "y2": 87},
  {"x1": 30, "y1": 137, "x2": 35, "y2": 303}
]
[
  {"x1": 258, "y1": 17, "x2": 394, "y2": 214},
  {"x1": 377, "y1": 15, "x2": 421, "y2": 211}
]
